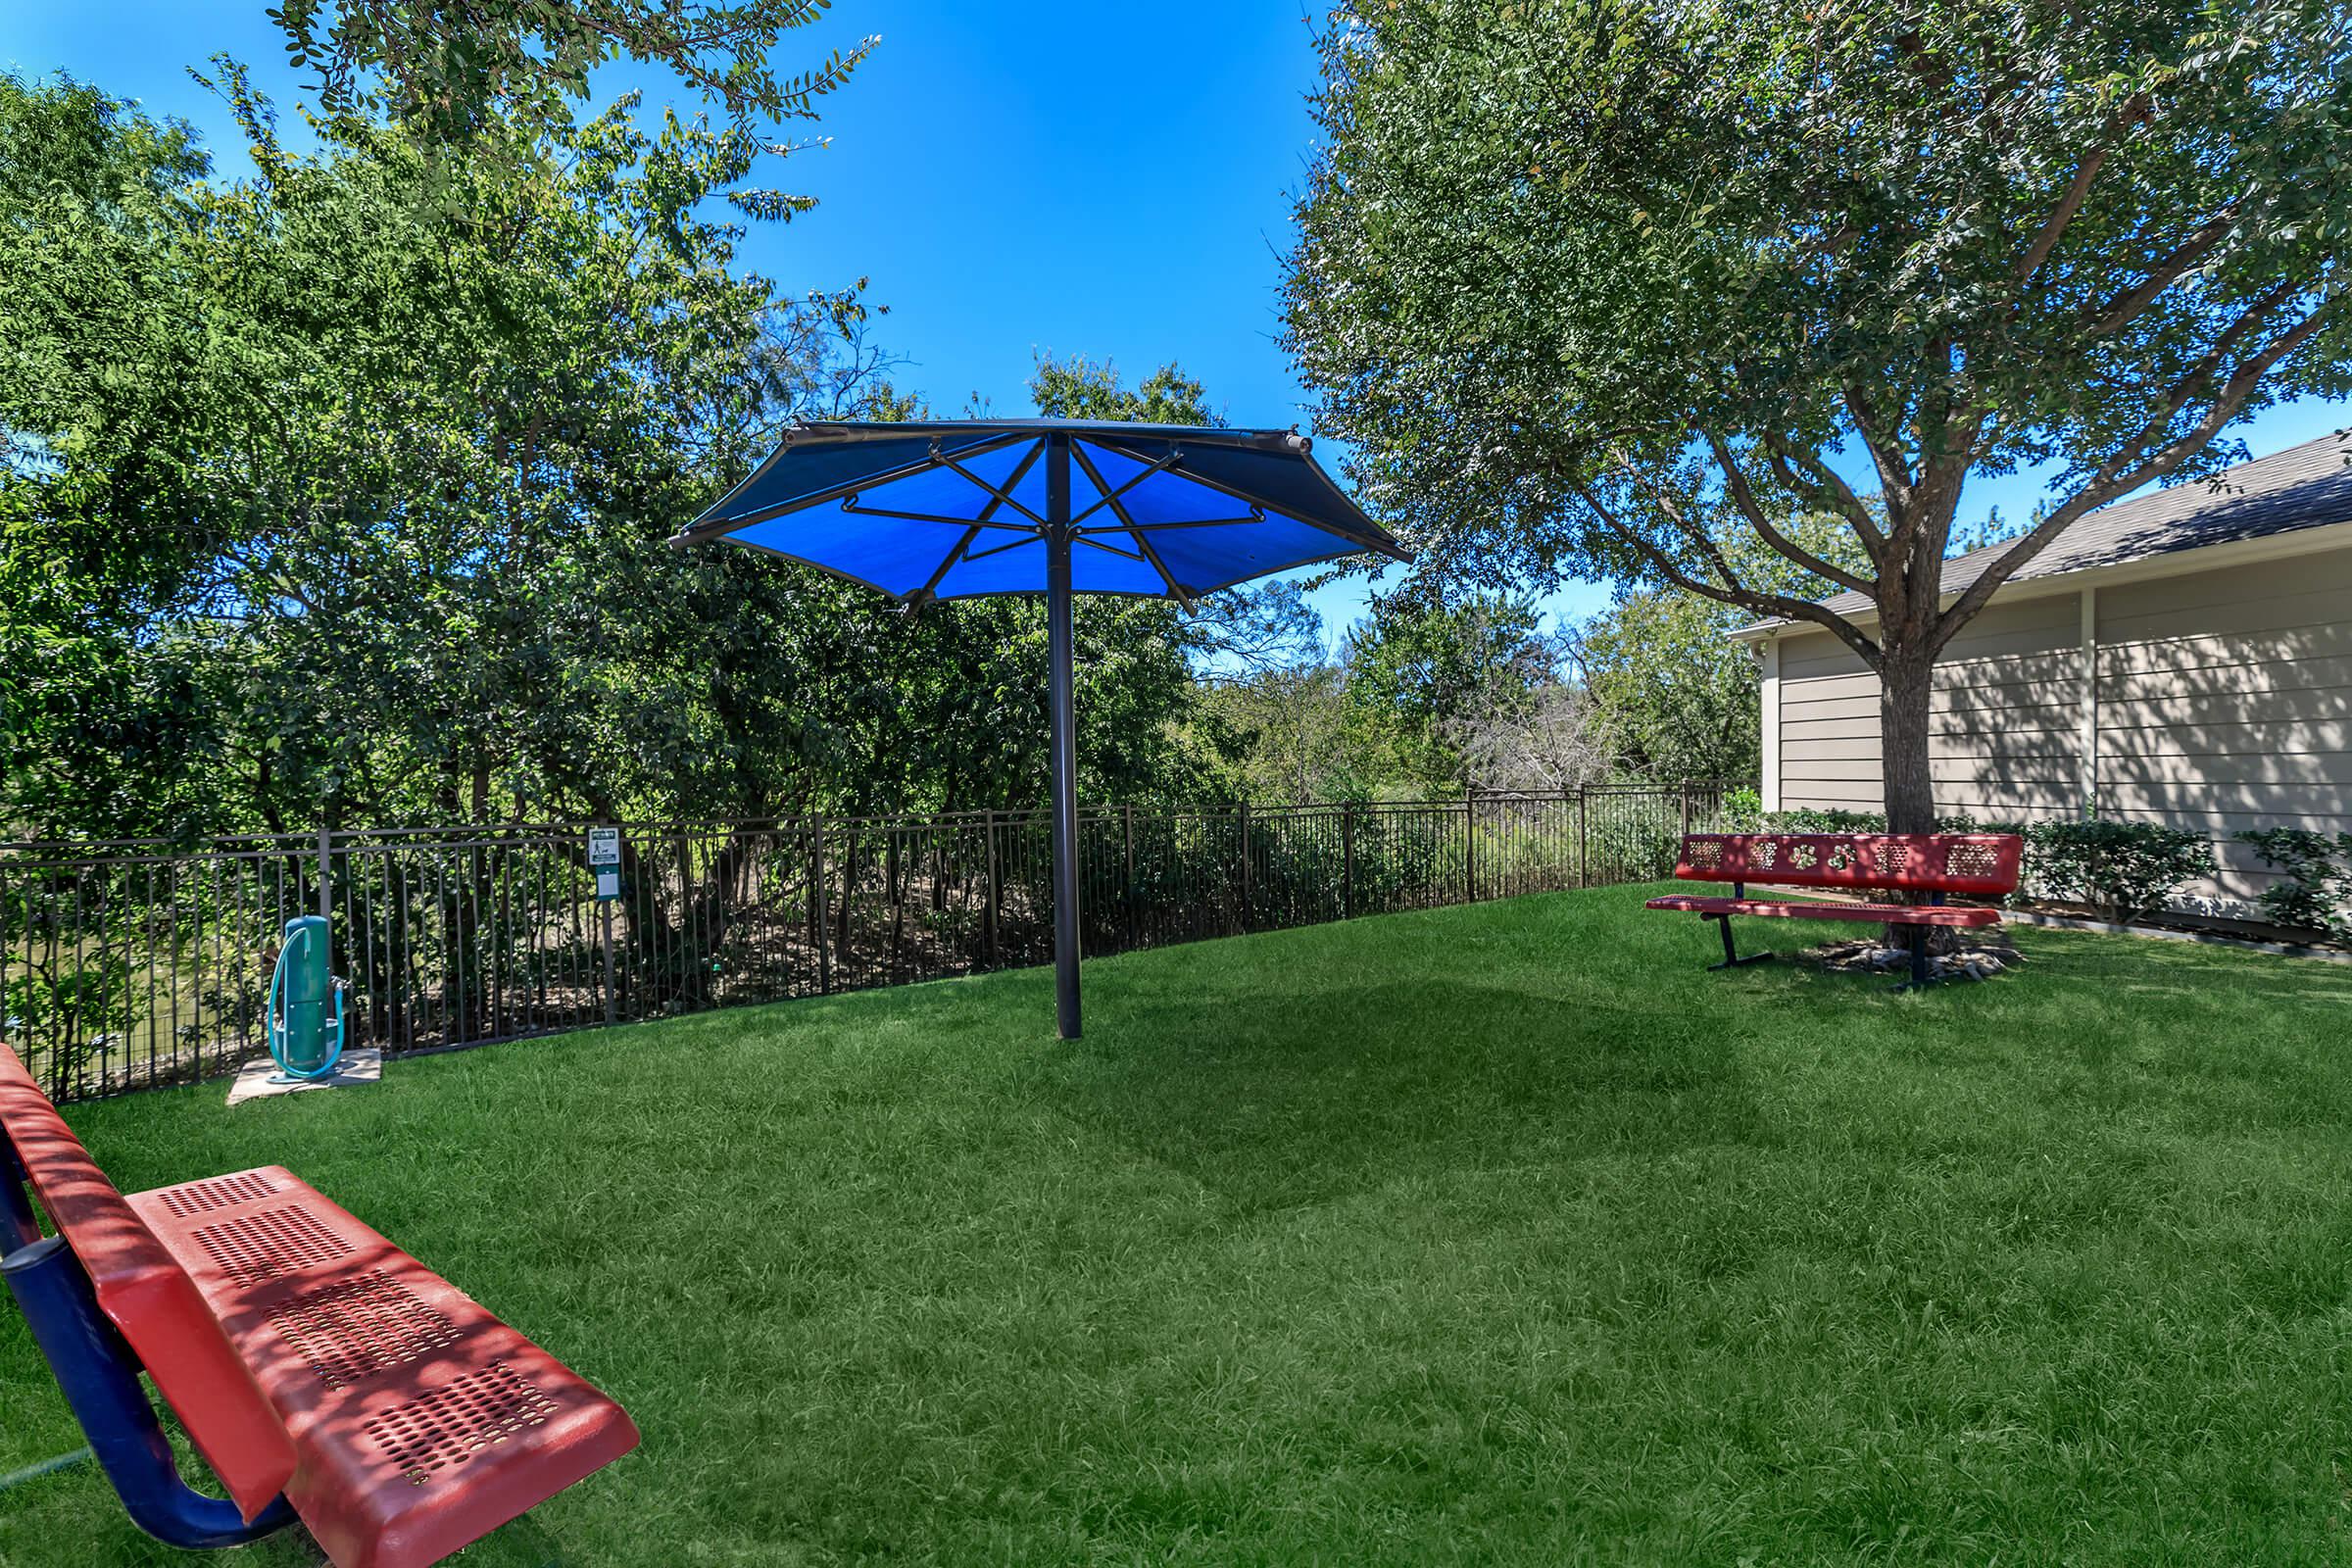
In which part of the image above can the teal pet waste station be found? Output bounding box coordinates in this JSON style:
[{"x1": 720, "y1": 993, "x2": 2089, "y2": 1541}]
[{"x1": 265, "y1": 915, "x2": 345, "y2": 1084}]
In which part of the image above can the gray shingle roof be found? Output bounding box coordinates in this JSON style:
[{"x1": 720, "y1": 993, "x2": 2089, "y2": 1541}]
[{"x1": 1748, "y1": 428, "x2": 2352, "y2": 632}]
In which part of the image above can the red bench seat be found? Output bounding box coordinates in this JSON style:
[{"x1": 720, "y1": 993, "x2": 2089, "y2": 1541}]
[
  {"x1": 1, "y1": 1042, "x2": 638, "y2": 1568},
  {"x1": 128, "y1": 1166, "x2": 639, "y2": 1568}
]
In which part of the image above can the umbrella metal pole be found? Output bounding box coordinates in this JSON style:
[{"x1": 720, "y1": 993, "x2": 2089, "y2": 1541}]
[{"x1": 1046, "y1": 435, "x2": 1083, "y2": 1040}]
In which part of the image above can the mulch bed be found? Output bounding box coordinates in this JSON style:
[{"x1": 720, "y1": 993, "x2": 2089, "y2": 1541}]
[{"x1": 1800, "y1": 936, "x2": 2025, "y2": 982}]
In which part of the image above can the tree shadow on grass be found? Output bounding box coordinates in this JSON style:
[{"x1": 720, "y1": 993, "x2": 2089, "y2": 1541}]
[{"x1": 1025, "y1": 977, "x2": 1766, "y2": 1215}]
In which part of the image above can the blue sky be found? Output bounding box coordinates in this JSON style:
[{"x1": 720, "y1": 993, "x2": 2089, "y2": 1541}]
[{"x1": 8, "y1": 2, "x2": 2347, "y2": 645}]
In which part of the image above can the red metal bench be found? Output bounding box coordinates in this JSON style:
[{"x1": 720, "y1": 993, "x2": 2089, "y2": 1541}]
[
  {"x1": 0, "y1": 1041, "x2": 637, "y2": 1567},
  {"x1": 1645, "y1": 833, "x2": 2024, "y2": 986}
]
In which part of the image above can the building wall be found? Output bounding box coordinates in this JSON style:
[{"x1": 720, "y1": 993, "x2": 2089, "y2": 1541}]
[{"x1": 1770, "y1": 545, "x2": 2352, "y2": 914}]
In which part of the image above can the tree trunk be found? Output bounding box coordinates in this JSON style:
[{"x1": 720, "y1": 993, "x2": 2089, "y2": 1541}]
[
  {"x1": 1878, "y1": 649, "x2": 1937, "y2": 836},
  {"x1": 1879, "y1": 645, "x2": 1955, "y2": 957}
]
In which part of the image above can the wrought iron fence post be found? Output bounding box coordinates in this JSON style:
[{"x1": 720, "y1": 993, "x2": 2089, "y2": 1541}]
[
  {"x1": 1122, "y1": 803, "x2": 1136, "y2": 937},
  {"x1": 1465, "y1": 790, "x2": 1479, "y2": 905},
  {"x1": 1680, "y1": 780, "x2": 1691, "y2": 840},
  {"x1": 1236, "y1": 799, "x2": 1251, "y2": 932},
  {"x1": 813, "y1": 816, "x2": 832, "y2": 995},
  {"x1": 1342, "y1": 802, "x2": 1355, "y2": 919},
  {"x1": 1578, "y1": 788, "x2": 1589, "y2": 889},
  {"x1": 983, "y1": 809, "x2": 999, "y2": 968},
  {"x1": 317, "y1": 821, "x2": 332, "y2": 927}
]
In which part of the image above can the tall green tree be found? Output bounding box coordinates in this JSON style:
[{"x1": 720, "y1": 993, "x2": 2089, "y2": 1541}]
[
  {"x1": 0, "y1": 78, "x2": 1227, "y2": 849},
  {"x1": 0, "y1": 74, "x2": 229, "y2": 838},
  {"x1": 270, "y1": 0, "x2": 872, "y2": 174},
  {"x1": 1288, "y1": 0, "x2": 2352, "y2": 832},
  {"x1": 1338, "y1": 592, "x2": 1560, "y2": 793}
]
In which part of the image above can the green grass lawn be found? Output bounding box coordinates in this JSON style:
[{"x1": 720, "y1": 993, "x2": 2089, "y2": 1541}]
[{"x1": 7, "y1": 888, "x2": 2352, "y2": 1566}]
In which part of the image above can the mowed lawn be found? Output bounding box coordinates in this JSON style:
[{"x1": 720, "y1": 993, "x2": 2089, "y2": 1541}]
[{"x1": 7, "y1": 890, "x2": 2352, "y2": 1567}]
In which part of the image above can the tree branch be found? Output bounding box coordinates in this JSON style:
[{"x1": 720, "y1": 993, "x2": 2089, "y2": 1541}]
[
  {"x1": 1935, "y1": 296, "x2": 2342, "y2": 646},
  {"x1": 1614, "y1": 458, "x2": 1752, "y2": 587},
  {"x1": 1840, "y1": 383, "x2": 1915, "y2": 504},
  {"x1": 2082, "y1": 207, "x2": 2240, "y2": 338},
  {"x1": 2012, "y1": 97, "x2": 2145, "y2": 289},
  {"x1": 1567, "y1": 476, "x2": 1883, "y2": 669},
  {"x1": 1700, "y1": 429, "x2": 1877, "y2": 594},
  {"x1": 1762, "y1": 432, "x2": 1887, "y2": 555}
]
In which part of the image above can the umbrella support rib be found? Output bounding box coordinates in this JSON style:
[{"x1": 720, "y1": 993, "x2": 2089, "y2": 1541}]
[
  {"x1": 1069, "y1": 442, "x2": 1199, "y2": 612},
  {"x1": 1065, "y1": 444, "x2": 1183, "y2": 528},
  {"x1": 941, "y1": 450, "x2": 1050, "y2": 526}
]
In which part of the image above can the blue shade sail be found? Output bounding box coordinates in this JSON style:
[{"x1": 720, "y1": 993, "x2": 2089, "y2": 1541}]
[{"x1": 673, "y1": 419, "x2": 1408, "y2": 603}]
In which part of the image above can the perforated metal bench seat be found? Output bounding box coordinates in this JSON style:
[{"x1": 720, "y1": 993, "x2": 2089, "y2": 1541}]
[
  {"x1": 124, "y1": 1166, "x2": 639, "y2": 1568},
  {"x1": 1646, "y1": 832, "x2": 2025, "y2": 983},
  {"x1": 1, "y1": 1038, "x2": 637, "y2": 1568},
  {"x1": 1643, "y1": 894, "x2": 2002, "y2": 926}
]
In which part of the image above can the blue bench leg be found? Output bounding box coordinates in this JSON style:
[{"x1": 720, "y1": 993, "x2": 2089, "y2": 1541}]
[
  {"x1": 1, "y1": 1142, "x2": 40, "y2": 1253},
  {"x1": 0, "y1": 1236, "x2": 296, "y2": 1550}
]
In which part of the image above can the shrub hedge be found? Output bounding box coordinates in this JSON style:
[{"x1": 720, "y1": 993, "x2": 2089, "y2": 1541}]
[{"x1": 2235, "y1": 828, "x2": 2352, "y2": 940}]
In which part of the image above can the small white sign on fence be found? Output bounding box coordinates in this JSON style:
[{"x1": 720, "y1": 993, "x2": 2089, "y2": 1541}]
[{"x1": 588, "y1": 827, "x2": 622, "y2": 901}]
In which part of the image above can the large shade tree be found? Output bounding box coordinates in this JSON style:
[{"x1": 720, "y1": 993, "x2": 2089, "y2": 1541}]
[
  {"x1": 269, "y1": 0, "x2": 871, "y2": 173},
  {"x1": 0, "y1": 76, "x2": 1229, "y2": 846},
  {"x1": 1286, "y1": 0, "x2": 2352, "y2": 831}
]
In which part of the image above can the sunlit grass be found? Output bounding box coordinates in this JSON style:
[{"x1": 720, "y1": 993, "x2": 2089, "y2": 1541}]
[{"x1": 6, "y1": 888, "x2": 2351, "y2": 1565}]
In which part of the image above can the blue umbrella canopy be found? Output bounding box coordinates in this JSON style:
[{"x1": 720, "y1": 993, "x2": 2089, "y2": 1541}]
[
  {"x1": 673, "y1": 418, "x2": 1407, "y2": 1042},
  {"x1": 667, "y1": 418, "x2": 1409, "y2": 605}
]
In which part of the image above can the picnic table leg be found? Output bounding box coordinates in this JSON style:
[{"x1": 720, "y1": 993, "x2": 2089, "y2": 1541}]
[
  {"x1": 0, "y1": 1237, "x2": 296, "y2": 1549},
  {"x1": 1704, "y1": 913, "x2": 1774, "y2": 971},
  {"x1": 1895, "y1": 892, "x2": 1948, "y2": 992}
]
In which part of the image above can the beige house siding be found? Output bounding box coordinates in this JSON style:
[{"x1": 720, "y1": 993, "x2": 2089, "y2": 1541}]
[{"x1": 1770, "y1": 545, "x2": 2352, "y2": 915}]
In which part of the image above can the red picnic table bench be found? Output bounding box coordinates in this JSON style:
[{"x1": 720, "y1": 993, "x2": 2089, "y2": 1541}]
[
  {"x1": 0, "y1": 1040, "x2": 638, "y2": 1568},
  {"x1": 1645, "y1": 832, "x2": 2025, "y2": 987}
]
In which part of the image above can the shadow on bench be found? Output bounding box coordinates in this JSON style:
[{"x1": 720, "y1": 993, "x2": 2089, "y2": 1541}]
[
  {"x1": 1645, "y1": 832, "x2": 2023, "y2": 989},
  {"x1": 0, "y1": 1041, "x2": 637, "y2": 1568}
]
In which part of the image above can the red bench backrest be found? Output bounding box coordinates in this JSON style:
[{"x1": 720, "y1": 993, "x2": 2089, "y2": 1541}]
[
  {"x1": 0, "y1": 1042, "x2": 298, "y2": 1520},
  {"x1": 1673, "y1": 833, "x2": 2023, "y2": 897}
]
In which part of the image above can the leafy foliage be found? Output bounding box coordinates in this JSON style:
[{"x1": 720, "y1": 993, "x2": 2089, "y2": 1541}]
[
  {"x1": 1287, "y1": 0, "x2": 2352, "y2": 829},
  {"x1": 0, "y1": 76, "x2": 1225, "y2": 845},
  {"x1": 2023, "y1": 820, "x2": 2214, "y2": 922},
  {"x1": 2236, "y1": 827, "x2": 2352, "y2": 938},
  {"x1": 269, "y1": 0, "x2": 873, "y2": 184},
  {"x1": 1337, "y1": 592, "x2": 1570, "y2": 793}
]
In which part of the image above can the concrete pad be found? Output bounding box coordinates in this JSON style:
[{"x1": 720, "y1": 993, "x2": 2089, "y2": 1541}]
[{"x1": 226, "y1": 1048, "x2": 382, "y2": 1107}]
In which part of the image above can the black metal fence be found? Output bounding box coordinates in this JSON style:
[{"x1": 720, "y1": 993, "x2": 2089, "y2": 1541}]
[{"x1": 0, "y1": 783, "x2": 1739, "y2": 1102}]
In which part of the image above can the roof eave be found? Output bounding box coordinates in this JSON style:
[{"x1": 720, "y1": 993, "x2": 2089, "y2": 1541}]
[{"x1": 1727, "y1": 514, "x2": 2352, "y2": 644}]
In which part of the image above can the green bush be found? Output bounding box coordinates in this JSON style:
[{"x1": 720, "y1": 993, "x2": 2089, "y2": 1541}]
[
  {"x1": 1762, "y1": 806, "x2": 1887, "y2": 834},
  {"x1": 2235, "y1": 827, "x2": 2352, "y2": 939},
  {"x1": 2026, "y1": 819, "x2": 2213, "y2": 923},
  {"x1": 1750, "y1": 807, "x2": 2015, "y2": 836}
]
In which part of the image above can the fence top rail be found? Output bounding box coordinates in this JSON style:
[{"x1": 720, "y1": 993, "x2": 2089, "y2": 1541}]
[{"x1": 1, "y1": 783, "x2": 1755, "y2": 866}]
